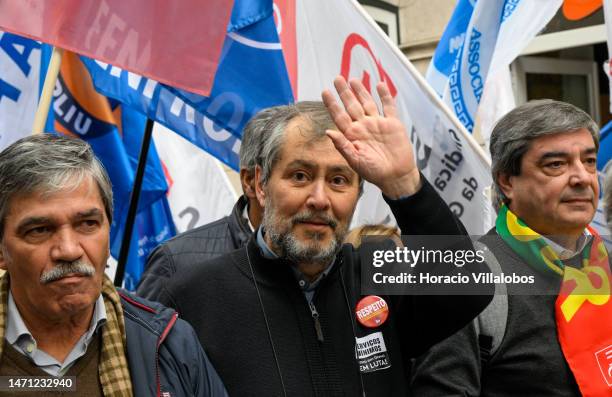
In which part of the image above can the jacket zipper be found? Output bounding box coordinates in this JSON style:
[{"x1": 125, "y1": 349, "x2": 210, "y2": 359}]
[{"x1": 308, "y1": 301, "x2": 325, "y2": 342}]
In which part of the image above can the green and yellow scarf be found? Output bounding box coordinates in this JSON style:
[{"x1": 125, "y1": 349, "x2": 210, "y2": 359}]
[{"x1": 497, "y1": 205, "x2": 612, "y2": 396}]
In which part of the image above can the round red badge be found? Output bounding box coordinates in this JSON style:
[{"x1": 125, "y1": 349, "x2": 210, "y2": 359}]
[{"x1": 355, "y1": 295, "x2": 389, "y2": 328}]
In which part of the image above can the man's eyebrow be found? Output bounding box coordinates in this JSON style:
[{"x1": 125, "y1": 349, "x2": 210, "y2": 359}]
[
  {"x1": 328, "y1": 165, "x2": 355, "y2": 175},
  {"x1": 16, "y1": 217, "x2": 52, "y2": 234},
  {"x1": 538, "y1": 151, "x2": 568, "y2": 161},
  {"x1": 15, "y1": 208, "x2": 104, "y2": 234},
  {"x1": 286, "y1": 159, "x2": 316, "y2": 169},
  {"x1": 75, "y1": 208, "x2": 104, "y2": 218},
  {"x1": 285, "y1": 161, "x2": 355, "y2": 176},
  {"x1": 538, "y1": 147, "x2": 597, "y2": 162}
]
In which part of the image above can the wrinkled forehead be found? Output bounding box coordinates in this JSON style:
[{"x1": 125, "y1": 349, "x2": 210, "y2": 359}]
[
  {"x1": 5, "y1": 175, "x2": 104, "y2": 220},
  {"x1": 523, "y1": 128, "x2": 597, "y2": 159},
  {"x1": 278, "y1": 119, "x2": 354, "y2": 171}
]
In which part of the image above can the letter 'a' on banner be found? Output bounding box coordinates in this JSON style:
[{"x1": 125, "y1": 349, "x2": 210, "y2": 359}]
[{"x1": 0, "y1": 0, "x2": 234, "y2": 96}]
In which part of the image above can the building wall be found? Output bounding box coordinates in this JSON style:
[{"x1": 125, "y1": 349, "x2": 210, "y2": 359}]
[{"x1": 398, "y1": 0, "x2": 454, "y2": 74}]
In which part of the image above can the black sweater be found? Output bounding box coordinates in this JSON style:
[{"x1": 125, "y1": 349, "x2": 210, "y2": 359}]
[
  {"x1": 410, "y1": 230, "x2": 587, "y2": 397},
  {"x1": 159, "y1": 178, "x2": 492, "y2": 396}
]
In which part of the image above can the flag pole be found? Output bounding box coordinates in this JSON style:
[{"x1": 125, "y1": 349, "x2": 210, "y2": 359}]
[
  {"x1": 32, "y1": 46, "x2": 63, "y2": 134},
  {"x1": 114, "y1": 118, "x2": 155, "y2": 287}
]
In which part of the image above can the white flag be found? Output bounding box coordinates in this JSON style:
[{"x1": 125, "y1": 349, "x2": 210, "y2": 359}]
[
  {"x1": 0, "y1": 31, "x2": 42, "y2": 148},
  {"x1": 440, "y1": 0, "x2": 561, "y2": 144},
  {"x1": 279, "y1": 0, "x2": 493, "y2": 233},
  {"x1": 153, "y1": 123, "x2": 238, "y2": 233},
  {"x1": 604, "y1": 0, "x2": 612, "y2": 114}
]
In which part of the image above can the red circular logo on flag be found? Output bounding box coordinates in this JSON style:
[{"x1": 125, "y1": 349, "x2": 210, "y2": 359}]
[{"x1": 355, "y1": 295, "x2": 389, "y2": 328}]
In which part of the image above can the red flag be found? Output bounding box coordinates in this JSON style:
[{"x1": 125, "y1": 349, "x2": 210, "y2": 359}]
[
  {"x1": 556, "y1": 230, "x2": 612, "y2": 396},
  {"x1": 275, "y1": 0, "x2": 297, "y2": 95},
  {"x1": 0, "y1": 0, "x2": 234, "y2": 96}
]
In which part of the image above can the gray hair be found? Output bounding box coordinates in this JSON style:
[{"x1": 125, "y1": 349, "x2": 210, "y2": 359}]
[
  {"x1": 489, "y1": 99, "x2": 599, "y2": 209},
  {"x1": 258, "y1": 101, "x2": 337, "y2": 185},
  {"x1": 256, "y1": 101, "x2": 364, "y2": 192},
  {"x1": 0, "y1": 134, "x2": 113, "y2": 238},
  {"x1": 240, "y1": 106, "x2": 286, "y2": 173}
]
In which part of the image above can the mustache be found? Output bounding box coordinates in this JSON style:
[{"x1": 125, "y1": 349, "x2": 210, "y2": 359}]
[
  {"x1": 292, "y1": 211, "x2": 338, "y2": 229},
  {"x1": 40, "y1": 260, "x2": 96, "y2": 284},
  {"x1": 561, "y1": 192, "x2": 595, "y2": 201}
]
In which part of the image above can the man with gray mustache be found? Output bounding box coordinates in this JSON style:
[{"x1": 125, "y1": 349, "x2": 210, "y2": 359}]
[
  {"x1": 0, "y1": 134, "x2": 227, "y2": 396},
  {"x1": 39, "y1": 260, "x2": 95, "y2": 284},
  {"x1": 158, "y1": 77, "x2": 492, "y2": 396}
]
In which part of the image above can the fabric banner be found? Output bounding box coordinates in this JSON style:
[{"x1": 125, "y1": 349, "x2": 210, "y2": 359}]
[
  {"x1": 441, "y1": 0, "x2": 561, "y2": 137},
  {"x1": 279, "y1": 0, "x2": 493, "y2": 233},
  {"x1": 152, "y1": 122, "x2": 237, "y2": 233},
  {"x1": 426, "y1": 0, "x2": 475, "y2": 97},
  {"x1": 589, "y1": 121, "x2": 612, "y2": 247},
  {"x1": 474, "y1": 0, "x2": 562, "y2": 147},
  {"x1": 0, "y1": 31, "x2": 41, "y2": 148},
  {"x1": 0, "y1": 0, "x2": 233, "y2": 96},
  {"x1": 81, "y1": 0, "x2": 294, "y2": 171},
  {"x1": 604, "y1": 0, "x2": 612, "y2": 114}
]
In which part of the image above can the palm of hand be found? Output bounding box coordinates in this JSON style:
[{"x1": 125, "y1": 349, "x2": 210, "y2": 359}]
[{"x1": 339, "y1": 109, "x2": 414, "y2": 187}]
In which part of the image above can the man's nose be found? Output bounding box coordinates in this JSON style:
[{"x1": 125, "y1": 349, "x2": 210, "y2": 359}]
[
  {"x1": 50, "y1": 228, "x2": 84, "y2": 262},
  {"x1": 306, "y1": 180, "x2": 331, "y2": 211},
  {"x1": 569, "y1": 160, "x2": 593, "y2": 186}
]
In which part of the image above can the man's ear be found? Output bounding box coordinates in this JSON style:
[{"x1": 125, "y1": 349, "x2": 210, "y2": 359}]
[
  {"x1": 254, "y1": 165, "x2": 266, "y2": 208},
  {"x1": 497, "y1": 173, "x2": 514, "y2": 201},
  {"x1": 240, "y1": 169, "x2": 257, "y2": 200}
]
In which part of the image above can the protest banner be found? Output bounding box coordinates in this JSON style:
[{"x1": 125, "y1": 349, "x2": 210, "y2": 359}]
[
  {"x1": 0, "y1": 0, "x2": 233, "y2": 96},
  {"x1": 276, "y1": 0, "x2": 493, "y2": 233},
  {"x1": 436, "y1": 0, "x2": 561, "y2": 146},
  {"x1": 152, "y1": 123, "x2": 237, "y2": 233},
  {"x1": 0, "y1": 31, "x2": 41, "y2": 146},
  {"x1": 82, "y1": 0, "x2": 294, "y2": 171}
]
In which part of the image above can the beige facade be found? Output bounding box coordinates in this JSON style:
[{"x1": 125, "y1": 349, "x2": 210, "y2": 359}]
[{"x1": 398, "y1": 0, "x2": 454, "y2": 74}]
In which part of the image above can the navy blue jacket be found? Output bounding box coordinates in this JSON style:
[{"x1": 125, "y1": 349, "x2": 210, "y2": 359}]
[
  {"x1": 120, "y1": 291, "x2": 228, "y2": 397},
  {"x1": 137, "y1": 196, "x2": 251, "y2": 301}
]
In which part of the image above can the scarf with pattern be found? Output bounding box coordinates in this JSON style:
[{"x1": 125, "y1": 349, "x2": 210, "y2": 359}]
[
  {"x1": 0, "y1": 273, "x2": 133, "y2": 396},
  {"x1": 497, "y1": 205, "x2": 612, "y2": 396}
]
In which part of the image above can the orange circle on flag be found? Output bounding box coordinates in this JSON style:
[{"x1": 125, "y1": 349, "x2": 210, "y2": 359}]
[
  {"x1": 355, "y1": 295, "x2": 389, "y2": 328},
  {"x1": 562, "y1": 0, "x2": 602, "y2": 21}
]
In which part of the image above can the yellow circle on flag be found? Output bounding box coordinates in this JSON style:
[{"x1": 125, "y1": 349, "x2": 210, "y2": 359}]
[{"x1": 506, "y1": 211, "x2": 539, "y2": 242}]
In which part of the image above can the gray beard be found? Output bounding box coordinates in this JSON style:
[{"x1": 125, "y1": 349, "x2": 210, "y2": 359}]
[
  {"x1": 268, "y1": 226, "x2": 340, "y2": 266},
  {"x1": 262, "y1": 199, "x2": 347, "y2": 268}
]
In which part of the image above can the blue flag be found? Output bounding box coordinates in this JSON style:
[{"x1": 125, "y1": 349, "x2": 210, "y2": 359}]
[
  {"x1": 598, "y1": 121, "x2": 612, "y2": 171},
  {"x1": 81, "y1": 0, "x2": 294, "y2": 171},
  {"x1": 429, "y1": 0, "x2": 561, "y2": 133},
  {"x1": 425, "y1": 0, "x2": 475, "y2": 97}
]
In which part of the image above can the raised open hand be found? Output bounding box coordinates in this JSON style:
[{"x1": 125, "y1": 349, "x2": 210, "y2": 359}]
[{"x1": 321, "y1": 76, "x2": 421, "y2": 198}]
